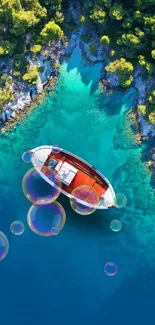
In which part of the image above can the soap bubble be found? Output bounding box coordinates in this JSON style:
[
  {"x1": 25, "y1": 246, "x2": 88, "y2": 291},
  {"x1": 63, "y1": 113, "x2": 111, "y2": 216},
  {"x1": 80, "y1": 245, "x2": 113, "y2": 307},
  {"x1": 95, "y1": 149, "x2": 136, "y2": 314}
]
[
  {"x1": 115, "y1": 193, "x2": 127, "y2": 208},
  {"x1": 0, "y1": 231, "x2": 9, "y2": 261},
  {"x1": 22, "y1": 151, "x2": 33, "y2": 163},
  {"x1": 51, "y1": 227, "x2": 59, "y2": 236},
  {"x1": 10, "y1": 221, "x2": 25, "y2": 235},
  {"x1": 104, "y1": 262, "x2": 118, "y2": 276},
  {"x1": 22, "y1": 166, "x2": 61, "y2": 205},
  {"x1": 51, "y1": 145, "x2": 62, "y2": 154},
  {"x1": 110, "y1": 219, "x2": 122, "y2": 232},
  {"x1": 27, "y1": 201, "x2": 66, "y2": 236},
  {"x1": 70, "y1": 185, "x2": 99, "y2": 215}
]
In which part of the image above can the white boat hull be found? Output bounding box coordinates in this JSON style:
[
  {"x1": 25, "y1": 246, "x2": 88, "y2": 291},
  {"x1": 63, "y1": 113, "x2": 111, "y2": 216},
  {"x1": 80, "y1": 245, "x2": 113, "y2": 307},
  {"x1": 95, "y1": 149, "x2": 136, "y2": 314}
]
[{"x1": 31, "y1": 146, "x2": 116, "y2": 209}]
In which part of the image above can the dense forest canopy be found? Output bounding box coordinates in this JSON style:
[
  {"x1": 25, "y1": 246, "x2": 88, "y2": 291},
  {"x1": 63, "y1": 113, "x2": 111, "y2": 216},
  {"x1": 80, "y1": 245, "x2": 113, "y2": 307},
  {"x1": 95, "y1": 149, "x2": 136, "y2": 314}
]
[
  {"x1": 0, "y1": 0, "x2": 69, "y2": 55},
  {"x1": 0, "y1": 0, "x2": 155, "y2": 123}
]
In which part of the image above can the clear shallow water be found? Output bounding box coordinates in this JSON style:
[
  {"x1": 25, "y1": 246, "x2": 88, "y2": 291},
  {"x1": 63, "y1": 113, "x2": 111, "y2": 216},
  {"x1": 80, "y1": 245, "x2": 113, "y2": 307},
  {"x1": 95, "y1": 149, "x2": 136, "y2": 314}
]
[{"x1": 0, "y1": 45, "x2": 155, "y2": 324}]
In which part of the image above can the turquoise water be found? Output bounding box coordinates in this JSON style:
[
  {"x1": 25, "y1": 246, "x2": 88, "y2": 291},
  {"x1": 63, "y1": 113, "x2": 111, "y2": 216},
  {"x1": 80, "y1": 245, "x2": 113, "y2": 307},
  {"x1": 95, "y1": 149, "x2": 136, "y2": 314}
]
[{"x1": 0, "y1": 45, "x2": 155, "y2": 324}]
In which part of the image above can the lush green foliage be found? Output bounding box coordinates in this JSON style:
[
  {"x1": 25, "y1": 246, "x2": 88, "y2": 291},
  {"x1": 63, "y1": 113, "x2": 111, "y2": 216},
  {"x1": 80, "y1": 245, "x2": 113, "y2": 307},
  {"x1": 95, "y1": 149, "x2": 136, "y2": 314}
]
[
  {"x1": 0, "y1": 0, "x2": 65, "y2": 58},
  {"x1": 100, "y1": 35, "x2": 110, "y2": 45},
  {"x1": 105, "y1": 58, "x2": 134, "y2": 87},
  {"x1": 22, "y1": 65, "x2": 39, "y2": 85},
  {"x1": 0, "y1": 75, "x2": 14, "y2": 112},
  {"x1": 149, "y1": 111, "x2": 155, "y2": 124},
  {"x1": 90, "y1": 8, "x2": 106, "y2": 24},
  {"x1": 40, "y1": 20, "x2": 64, "y2": 43},
  {"x1": 137, "y1": 105, "x2": 147, "y2": 115},
  {"x1": 0, "y1": 40, "x2": 16, "y2": 56},
  {"x1": 80, "y1": 0, "x2": 155, "y2": 80},
  {"x1": 13, "y1": 54, "x2": 27, "y2": 75},
  {"x1": 89, "y1": 44, "x2": 97, "y2": 56},
  {"x1": 109, "y1": 3, "x2": 124, "y2": 20},
  {"x1": 30, "y1": 44, "x2": 42, "y2": 54},
  {"x1": 149, "y1": 90, "x2": 155, "y2": 104}
]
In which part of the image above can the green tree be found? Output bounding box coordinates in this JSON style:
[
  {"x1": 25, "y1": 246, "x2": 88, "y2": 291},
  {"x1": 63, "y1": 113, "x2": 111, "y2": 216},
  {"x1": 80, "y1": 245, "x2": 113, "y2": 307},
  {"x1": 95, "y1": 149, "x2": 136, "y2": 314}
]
[
  {"x1": 149, "y1": 111, "x2": 155, "y2": 124},
  {"x1": 151, "y1": 49, "x2": 155, "y2": 59},
  {"x1": 137, "y1": 105, "x2": 147, "y2": 115},
  {"x1": 138, "y1": 55, "x2": 147, "y2": 66},
  {"x1": 119, "y1": 74, "x2": 134, "y2": 88},
  {"x1": 79, "y1": 15, "x2": 86, "y2": 23},
  {"x1": 0, "y1": 40, "x2": 16, "y2": 56},
  {"x1": 55, "y1": 11, "x2": 64, "y2": 24},
  {"x1": 90, "y1": 8, "x2": 106, "y2": 24},
  {"x1": 23, "y1": 0, "x2": 47, "y2": 20},
  {"x1": 11, "y1": 10, "x2": 39, "y2": 36},
  {"x1": 109, "y1": 3, "x2": 124, "y2": 20},
  {"x1": 105, "y1": 58, "x2": 134, "y2": 88},
  {"x1": 143, "y1": 15, "x2": 155, "y2": 35},
  {"x1": 30, "y1": 44, "x2": 42, "y2": 54},
  {"x1": 117, "y1": 33, "x2": 144, "y2": 49},
  {"x1": 105, "y1": 58, "x2": 134, "y2": 75},
  {"x1": 110, "y1": 49, "x2": 115, "y2": 57},
  {"x1": 13, "y1": 54, "x2": 27, "y2": 75},
  {"x1": 95, "y1": 0, "x2": 112, "y2": 8},
  {"x1": 149, "y1": 90, "x2": 155, "y2": 104},
  {"x1": 89, "y1": 44, "x2": 97, "y2": 56},
  {"x1": 0, "y1": 85, "x2": 14, "y2": 112},
  {"x1": 40, "y1": 20, "x2": 64, "y2": 43},
  {"x1": 22, "y1": 65, "x2": 39, "y2": 85},
  {"x1": 100, "y1": 35, "x2": 110, "y2": 45},
  {"x1": 135, "y1": 0, "x2": 155, "y2": 9}
]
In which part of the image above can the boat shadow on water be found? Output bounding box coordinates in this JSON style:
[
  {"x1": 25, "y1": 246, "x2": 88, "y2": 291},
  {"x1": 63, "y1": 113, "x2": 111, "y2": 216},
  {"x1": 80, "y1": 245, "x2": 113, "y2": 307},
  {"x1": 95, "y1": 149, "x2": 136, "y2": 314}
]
[{"x1": 57, "y1": 193, "x2": 116, "y2": 235}]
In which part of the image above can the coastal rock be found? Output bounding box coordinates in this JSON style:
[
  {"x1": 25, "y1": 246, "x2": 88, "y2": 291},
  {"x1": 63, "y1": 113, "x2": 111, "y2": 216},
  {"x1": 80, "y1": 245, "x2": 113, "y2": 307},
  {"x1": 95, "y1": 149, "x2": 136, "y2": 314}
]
[
  {"x1": 36, "y1": 76, "x2": 43, "y2": 94},
  {"x1": 65, "y1": 36, "x2": 77, "y2": 55},
  {"x1": 106, "y1": 72, "x2": 119, "y2": 87},
  {"x1": 152, "y1": 153, "x2": 155, "y2": 161},
  {"x1": 0, "y1": 37, "x2": 67, "y2": 124},
  {"x1": 69, "y1": 2, "x2": 80, "y2": 24},
  {"x1": 134, "y1": 75, "x2": 146, "y2": 105},
  {"x1": 11, "y1": 111, "x2": 16, "y2": 119},
  {"x1": 138, "y1": 115, "x2": 155, "y2": 137}
]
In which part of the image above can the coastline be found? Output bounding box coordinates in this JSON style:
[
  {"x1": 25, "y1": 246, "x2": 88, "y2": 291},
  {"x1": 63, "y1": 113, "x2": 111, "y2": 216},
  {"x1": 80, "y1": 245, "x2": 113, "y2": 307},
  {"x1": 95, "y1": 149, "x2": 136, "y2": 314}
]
[{"x1": 0, "y1": 4, "x2": 155, "y2": 169}]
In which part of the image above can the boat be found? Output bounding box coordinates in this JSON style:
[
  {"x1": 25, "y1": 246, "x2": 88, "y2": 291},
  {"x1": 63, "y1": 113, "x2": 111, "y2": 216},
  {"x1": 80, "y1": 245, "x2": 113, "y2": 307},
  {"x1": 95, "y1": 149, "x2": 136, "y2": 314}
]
[{"x1": 31, "y1": 145, "x2": 116, "y2": 209}]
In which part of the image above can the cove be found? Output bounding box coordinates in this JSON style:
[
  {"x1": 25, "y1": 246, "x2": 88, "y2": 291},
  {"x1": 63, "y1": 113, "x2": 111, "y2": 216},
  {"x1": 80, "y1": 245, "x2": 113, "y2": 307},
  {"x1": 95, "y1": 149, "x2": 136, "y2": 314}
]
[{"x1": 0, "y1": 45, "x2": 155, "y2": 325}]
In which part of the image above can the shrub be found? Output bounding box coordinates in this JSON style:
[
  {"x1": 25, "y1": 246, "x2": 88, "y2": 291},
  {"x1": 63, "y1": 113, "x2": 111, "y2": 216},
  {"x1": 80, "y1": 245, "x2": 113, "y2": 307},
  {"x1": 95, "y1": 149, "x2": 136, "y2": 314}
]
[
  {"x1": 149, "y1": 111, "x2": 155, "y2": 124},
  {"x1": 89, "y1": 44, "x2": 97, "y2": 56},
  {"x1": 30, "y1": 44, "x2": 42, "y2": 54},
  {"x1": 100, "y1": 35, "x2": 110, "y2": 45},
  {"x1": 22, "y1": 65, "x2": 39, "y2": 85},
  {"x1": 137, "y1": 105, "x2": 147, "y2": 115}
]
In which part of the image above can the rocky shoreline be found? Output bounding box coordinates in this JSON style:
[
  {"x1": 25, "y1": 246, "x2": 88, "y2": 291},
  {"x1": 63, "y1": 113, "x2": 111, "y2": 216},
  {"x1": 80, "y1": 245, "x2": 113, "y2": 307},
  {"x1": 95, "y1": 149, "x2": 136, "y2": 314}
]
[{"x1": 0, "y1": 4, "x2": 155, "y2": 168}]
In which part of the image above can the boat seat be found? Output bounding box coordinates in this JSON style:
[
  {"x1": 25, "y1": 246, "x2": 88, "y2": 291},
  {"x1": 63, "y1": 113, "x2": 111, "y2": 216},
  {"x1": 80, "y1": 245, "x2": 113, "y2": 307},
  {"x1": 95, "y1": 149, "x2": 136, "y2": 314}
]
[
  {"x1": 57, "y1": 161, "x2": 78, "y2": 185},
  {"x1": 70, "y1": 170, "x2": 96, "y2": 189}
]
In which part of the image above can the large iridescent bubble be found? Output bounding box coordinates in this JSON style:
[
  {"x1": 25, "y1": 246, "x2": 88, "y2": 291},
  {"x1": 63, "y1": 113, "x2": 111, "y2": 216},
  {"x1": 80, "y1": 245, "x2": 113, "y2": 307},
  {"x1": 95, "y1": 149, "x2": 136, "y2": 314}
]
[
  {"x1": 22, "y1": 151, "x2": 33, "y2": 163},
  {"x1": 110, "y1": 219, "x2": 122, "y2": 232},
  {"x1": 22, "y1": 166, "x2": 62, "y2": 205},
  {"x1": 10, "y1": 221, "x2": 25, "y2": 235},
  {"x1": 104, "y1": 262, "x2": 118, "y2": 276},
  {"x1": 70, "y1": 185, "x2": 100, "y2": 215},
  {"x1": 0, "y1": 231, "x2": 9, "y2": 261},
  {"x1": 115, "y1": 193, "x2": 127, "y2": 208},
  {"x1": 27, "y1": 201, "x2": 66, "y2": 236}
]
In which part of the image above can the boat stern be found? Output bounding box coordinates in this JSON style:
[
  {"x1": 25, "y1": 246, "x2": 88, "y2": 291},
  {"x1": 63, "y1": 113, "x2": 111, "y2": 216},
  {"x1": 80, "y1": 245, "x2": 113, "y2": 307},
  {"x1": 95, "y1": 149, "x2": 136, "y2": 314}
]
[{"x1": 31, "y1": 145, "x2": 53, "y2": 168}]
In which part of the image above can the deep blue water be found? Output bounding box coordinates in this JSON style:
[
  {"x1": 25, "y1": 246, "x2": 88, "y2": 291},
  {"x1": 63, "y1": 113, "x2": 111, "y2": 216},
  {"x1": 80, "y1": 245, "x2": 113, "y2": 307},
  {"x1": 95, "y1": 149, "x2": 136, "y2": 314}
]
[{"x1": 0, "y1": 45, "x2": 155, "y2": 325}]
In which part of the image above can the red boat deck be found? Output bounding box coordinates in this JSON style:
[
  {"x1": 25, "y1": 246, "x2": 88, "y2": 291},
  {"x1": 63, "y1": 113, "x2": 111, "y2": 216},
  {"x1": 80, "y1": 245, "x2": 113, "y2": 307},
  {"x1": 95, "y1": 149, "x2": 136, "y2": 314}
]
[{"x1": 42, "y1": 151, "x2": 108, "y2": 200}]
